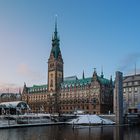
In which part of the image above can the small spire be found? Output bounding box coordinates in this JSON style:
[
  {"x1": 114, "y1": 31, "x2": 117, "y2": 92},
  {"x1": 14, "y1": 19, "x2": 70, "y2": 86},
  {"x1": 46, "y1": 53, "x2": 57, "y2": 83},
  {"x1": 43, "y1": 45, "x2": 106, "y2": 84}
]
[
  {"x1": 93, "y1": 68, "x2": 98, "y2": 80},
  {"x1": 82, "y1": 70, "x2": 85, "y2": 79},
  {"x1": 93, "y1": 68, "x2": 97, "y2": 76},
  {"x1": 19, "y1": 88, "x2": 21, "y2": 94},
  {"x1": 101, "y1": 66, "x2": 104, "y2": 78},
  {"x1": 110, "y1": 75, "x2": 112, "y2": 81},
  {"x1": 23, "y1": 82, "x2": 27, "y2": 94},
  {"x1": 24, "y1": 82, "x2": 26, "y2": 87},
  {"x1": 110, "y1": 75, "x2": 113, "y2": 84}
]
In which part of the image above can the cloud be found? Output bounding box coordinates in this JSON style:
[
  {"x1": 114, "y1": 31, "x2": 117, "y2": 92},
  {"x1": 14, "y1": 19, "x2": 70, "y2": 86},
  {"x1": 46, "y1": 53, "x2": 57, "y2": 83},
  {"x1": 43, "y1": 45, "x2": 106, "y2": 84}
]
[{"x1": 118, "y1": 52, "x2": 140, "y2": 72}]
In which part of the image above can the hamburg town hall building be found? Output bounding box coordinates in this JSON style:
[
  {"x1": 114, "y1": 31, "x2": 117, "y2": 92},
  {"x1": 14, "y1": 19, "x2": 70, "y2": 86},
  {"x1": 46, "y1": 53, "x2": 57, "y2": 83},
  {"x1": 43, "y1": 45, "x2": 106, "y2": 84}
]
[{"x1": 22, "y1": 21, "x2": 113, "y2": 114}]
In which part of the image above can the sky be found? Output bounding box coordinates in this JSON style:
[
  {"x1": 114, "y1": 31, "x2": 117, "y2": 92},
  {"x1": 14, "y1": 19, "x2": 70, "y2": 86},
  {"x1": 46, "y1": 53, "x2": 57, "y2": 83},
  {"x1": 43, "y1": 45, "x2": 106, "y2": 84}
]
[{"x1": 0, "y1": 0, "x2": 140, "y2": 92}]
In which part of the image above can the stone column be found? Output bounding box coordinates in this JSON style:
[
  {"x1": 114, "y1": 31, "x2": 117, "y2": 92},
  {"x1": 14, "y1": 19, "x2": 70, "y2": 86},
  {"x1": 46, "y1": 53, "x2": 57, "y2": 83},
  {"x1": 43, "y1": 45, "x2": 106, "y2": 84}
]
[{"x1": 114, "y1": 71, "x2": 123, "y2": 124}]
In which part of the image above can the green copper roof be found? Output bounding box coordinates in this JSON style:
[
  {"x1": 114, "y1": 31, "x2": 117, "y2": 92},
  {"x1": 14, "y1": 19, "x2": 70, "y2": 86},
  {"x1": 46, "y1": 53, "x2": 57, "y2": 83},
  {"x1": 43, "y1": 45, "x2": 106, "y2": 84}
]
[
  {"x1": 51, "y1": 45, "x2": 61, "y2": 59},
  {"x1": 98, "y1": 76, "x2": 111, "y2": 85},
  {"x1": 51, "y1": 19, "x2": 61, "y2": 59},
  {"x1": 61, "y1": 77, "x2": 91, "y2": 88},
  {"x1": 61, "y1": 76, "x2": 111, "y2": 89},
  {"x1": 26, "y1": 76, "x2": 111, "y2": 92},
  {"x1": 28, "y1": 84, "x2": 47, "y2": 93}
]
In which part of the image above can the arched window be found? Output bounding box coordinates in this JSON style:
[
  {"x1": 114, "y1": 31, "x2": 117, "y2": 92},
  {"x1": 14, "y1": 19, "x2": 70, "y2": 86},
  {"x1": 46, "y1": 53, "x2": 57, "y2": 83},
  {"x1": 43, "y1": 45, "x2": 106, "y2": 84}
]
[{"x1": 50, "y1": 79, "x2": 53, "y2": 87}]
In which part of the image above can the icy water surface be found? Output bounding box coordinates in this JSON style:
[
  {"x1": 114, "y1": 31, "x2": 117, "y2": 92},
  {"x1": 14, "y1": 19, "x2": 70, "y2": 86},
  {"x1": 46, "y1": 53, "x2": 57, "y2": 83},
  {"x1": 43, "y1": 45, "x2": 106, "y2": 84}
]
[{"x1": 0, "y1": 125, "x2": 139, "y2": 140}]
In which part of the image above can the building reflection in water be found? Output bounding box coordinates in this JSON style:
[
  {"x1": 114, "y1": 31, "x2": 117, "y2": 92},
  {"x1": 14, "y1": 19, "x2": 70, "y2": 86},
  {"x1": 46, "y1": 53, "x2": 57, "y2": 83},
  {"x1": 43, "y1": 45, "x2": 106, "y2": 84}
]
[
  {"x1": 0, "y1": 125, "x2": 140, "y2": 140},
  {"x1": 113, "y1": 126, "x2": 123, "y2": 140}
]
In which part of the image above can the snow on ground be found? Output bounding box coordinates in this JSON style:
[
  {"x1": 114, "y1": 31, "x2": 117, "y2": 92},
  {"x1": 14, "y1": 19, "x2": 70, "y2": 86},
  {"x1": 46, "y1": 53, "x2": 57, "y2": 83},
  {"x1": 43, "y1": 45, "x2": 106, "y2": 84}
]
[{"x1": 67, "y1": 114, "x2": 115, "y2": 125}]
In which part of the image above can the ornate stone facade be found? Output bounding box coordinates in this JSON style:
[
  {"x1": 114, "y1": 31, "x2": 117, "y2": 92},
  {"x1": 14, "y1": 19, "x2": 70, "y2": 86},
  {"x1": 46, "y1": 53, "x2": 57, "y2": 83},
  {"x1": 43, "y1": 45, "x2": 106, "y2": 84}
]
[
  {"x1": 59, "y1": 72, "x2": 113, "y2": 114},
  {"x1": 22, "y1": 21, "x2": 113, "y2": 114}
]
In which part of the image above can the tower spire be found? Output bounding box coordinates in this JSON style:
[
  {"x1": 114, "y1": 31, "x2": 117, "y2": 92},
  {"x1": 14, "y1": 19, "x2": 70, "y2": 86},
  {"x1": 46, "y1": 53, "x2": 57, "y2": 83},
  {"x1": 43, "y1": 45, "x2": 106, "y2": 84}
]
[
  {"x1": 82, "y1": 70, "x2": 85, "y2": 79},
  {"x1": 53, "y1": 15, "x2": 58, "y2": 40},
  {"x1": 48, "y1": 18, "x2": 63, "y2": 93},
  {"x1": 55, "y1": 15, "x2": 57, "y2": 33},
  {"x1": 51, "y1": 16, "x2": 61, "y2": 59}
]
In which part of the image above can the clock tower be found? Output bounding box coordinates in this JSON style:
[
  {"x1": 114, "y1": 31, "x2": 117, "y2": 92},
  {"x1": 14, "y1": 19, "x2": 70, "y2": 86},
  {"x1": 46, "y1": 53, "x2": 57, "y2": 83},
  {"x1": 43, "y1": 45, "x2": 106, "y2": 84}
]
[{"x1": 48, "y1": 20, "x2": 63, "y2": 93}]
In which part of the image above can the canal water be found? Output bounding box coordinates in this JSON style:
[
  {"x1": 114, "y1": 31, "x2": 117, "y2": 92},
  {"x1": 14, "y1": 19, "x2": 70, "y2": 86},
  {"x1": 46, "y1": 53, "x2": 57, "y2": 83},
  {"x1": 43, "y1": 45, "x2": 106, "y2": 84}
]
[{"x1": 0, "y1": 125, "x2": 139, "y2": 140}]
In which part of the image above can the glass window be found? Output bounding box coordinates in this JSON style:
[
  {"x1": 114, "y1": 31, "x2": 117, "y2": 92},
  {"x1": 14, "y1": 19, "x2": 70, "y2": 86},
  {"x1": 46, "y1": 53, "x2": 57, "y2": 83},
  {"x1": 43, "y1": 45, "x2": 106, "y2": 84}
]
[
  {"x1": 134, "y1": 87, "x2": 138, "y2": 92},
  {"x1": 123, "y1": 88, "x2": 126, "y2": 92},
  {"x1": 128, "y1": 88, "x2": 131, "y2": 92}
]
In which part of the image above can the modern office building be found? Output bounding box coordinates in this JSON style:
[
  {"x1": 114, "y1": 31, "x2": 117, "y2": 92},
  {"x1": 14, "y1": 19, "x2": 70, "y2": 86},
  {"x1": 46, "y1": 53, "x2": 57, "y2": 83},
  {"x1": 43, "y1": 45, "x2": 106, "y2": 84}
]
[
  {"x1": 114, "y1": 71, "x2": 123, "y2": 124},
  {"x1": 123, "y1": 74, "x2": 140, "y2": 113}
]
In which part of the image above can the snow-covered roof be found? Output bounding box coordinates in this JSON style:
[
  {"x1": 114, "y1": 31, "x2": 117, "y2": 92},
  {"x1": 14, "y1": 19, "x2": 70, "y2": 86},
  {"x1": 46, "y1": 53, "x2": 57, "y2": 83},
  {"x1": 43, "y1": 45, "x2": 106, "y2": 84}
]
[
  {"x1": 68, "y1": 115, "x2": 115, "y2": 125},
  {"x1": 0, "y1": 101, "x2": 29, "y2": 109}
]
